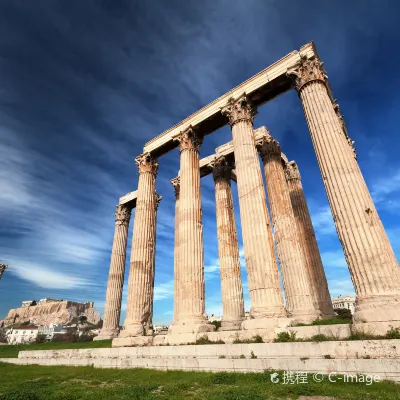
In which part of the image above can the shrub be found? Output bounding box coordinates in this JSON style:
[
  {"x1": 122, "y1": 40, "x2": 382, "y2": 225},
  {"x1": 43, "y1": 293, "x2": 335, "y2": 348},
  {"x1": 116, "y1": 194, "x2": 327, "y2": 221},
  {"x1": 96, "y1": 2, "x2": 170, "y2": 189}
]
[
  {"x1": 386, "y1": 327, "x2": 400, "y2": 339},
  {"x1": 35, "y1": 334, "x2": 47, "y2": 344},
  {"x1": 239, "y1": 354, "x2": 246, "y2": 359},
  {"x1": 274, "y1": 331, "x2": 297, "y2": 343},
  {"x1": 310, "y1": 334, "x2": 331, "y2": 342},
  {"x1": 324, "y1": 354, "x2": 333, "y2": 359},
  {"x1": 250, "y1": 350, "x2": 257, "y2": 359},
  {"x1": 210, "y1": 320, "x2": 221, "y2": 330},
  {"x1": 252, "y1": 334, "x2": 263, "y2": 343},
  {"x1": 334, "y1": 308, "x2": 352, "y2": 320},
  {"x1": 348, "y1": 331, "x2": 380, "y2": 341},
  {"x1": 195, "y1": 335, "x2": 213, "y2": 345}
]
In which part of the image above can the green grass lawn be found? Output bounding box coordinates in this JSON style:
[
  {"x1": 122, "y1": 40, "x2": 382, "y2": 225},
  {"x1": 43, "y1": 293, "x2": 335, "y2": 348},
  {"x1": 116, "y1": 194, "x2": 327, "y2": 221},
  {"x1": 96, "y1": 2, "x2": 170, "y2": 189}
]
[
  {"x1": 0, "y1": 340, "x2": 111, "y2": 358},
  {"x1": 0, "y1": 363, "x2": 398, "y2": 400}
]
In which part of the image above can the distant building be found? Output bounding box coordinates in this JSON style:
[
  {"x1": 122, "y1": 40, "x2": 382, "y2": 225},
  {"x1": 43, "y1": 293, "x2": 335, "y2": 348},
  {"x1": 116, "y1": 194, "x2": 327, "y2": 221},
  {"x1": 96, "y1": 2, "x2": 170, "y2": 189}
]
[
  {"x1": 38, "y1": 323, "x2": 67, "y2": 341},
  {"x1": 332, "y1": 295, "x2": 356, "y2": 314},
  {"x1": 154, "y1": 325, "x2": 168, "y2": 335},
  {"x1": 21, "y1": 300, "x2": 36, "y2": 308},
  {"x1": 38, "y1": 298, "x2": 62, "y2": 306},
  {"x1": 7, "y1": 326, "x2": 38, "y2": 344}
]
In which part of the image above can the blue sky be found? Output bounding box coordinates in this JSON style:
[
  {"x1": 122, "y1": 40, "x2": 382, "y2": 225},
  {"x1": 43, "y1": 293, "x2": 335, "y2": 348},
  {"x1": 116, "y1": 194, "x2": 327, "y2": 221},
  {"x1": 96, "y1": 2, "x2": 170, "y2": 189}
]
[{"x1": 1, "y1": 0, "x2": 400, "y2": 325}]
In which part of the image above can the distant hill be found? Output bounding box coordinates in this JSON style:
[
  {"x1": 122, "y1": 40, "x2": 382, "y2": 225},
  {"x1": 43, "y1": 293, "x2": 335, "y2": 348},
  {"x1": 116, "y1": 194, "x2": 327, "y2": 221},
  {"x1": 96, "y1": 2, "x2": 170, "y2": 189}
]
[{"x1": 4, "y1": 301, "x2": 101, "y2": 327}]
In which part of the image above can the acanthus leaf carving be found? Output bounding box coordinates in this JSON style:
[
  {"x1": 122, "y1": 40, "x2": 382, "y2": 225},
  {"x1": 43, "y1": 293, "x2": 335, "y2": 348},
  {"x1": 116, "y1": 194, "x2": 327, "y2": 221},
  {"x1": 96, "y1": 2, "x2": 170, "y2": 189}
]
[
  {"x1": 256, "y1": 134, "x2": 281, "y2": 160},
  {"x1": 284, "y1": 161, "x2": 301, "y2": 182},
  {"x1": 212, "y1": 156, "x2": 234, "y2": 182},
  {"x1": 173, "y1": 125, "x2": 203, "y2": 153},
  {"x1": 115, "y1": 204, "x2": 132, "y2": 226},
  {"x1": 287, "y1": 56, "x2": 328, "y2": 93},
  {"x1": 135, "y1": 153, "x2": 158, "y2": 176},
  {"x1": 221, "y1": 93, "x2": 257, "y2": 127}
]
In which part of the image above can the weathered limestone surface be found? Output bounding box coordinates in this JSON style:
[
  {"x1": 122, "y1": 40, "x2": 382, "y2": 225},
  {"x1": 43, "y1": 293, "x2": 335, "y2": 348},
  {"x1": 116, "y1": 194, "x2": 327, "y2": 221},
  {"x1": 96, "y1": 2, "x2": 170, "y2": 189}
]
[
  {"x1": 285, "y1": 161, "x2": 335, "y2": 317},
  {"x1": 221, "y1": 94, "x2": 286, "y2": 326},
  {"x1": 212, "y1": 156, "x2": 245, "y2": 330},
  {"x1": 169, "y1": 127, "x2": 214, "y2": 334},
  {"x1": 171, "y1": 177, "x2": 181, "y2": 324},
  {"x1": 9, "y1": 340, "x2": 400, "y2": 382},
  {"x1": 96, "y1": 205, "x2": 132, "y2": 340},
  {"x1": 288, "y1": 57, "x2": 400, "y2": 323},
  {"x1": 257, "y1": 134, "x2": 319, "y2": 323},
  {"x1": 122, "y1": 154, "x2": 159, "y2": 337},
  {"x1": 4, "y1": 301, "x2": 101, "y2": 327}
]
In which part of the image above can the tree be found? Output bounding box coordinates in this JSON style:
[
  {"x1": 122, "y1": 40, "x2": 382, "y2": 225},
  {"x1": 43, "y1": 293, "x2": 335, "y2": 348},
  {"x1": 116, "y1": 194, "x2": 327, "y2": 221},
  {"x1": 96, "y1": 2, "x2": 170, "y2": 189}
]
[
  {"x1": 335, "y1": 308, "x2": 352, "y2": 320},
  {"x1": 210, "y1": 320, "x2": 221, "y2": 330},
  {"x1": 0, "y1": 329, "x2": 7, "y2": 343},
  {"x1": 78, "y1": 315, "x2": 87, "y2": 324},
  {"x1": 35, "y1": 334, "x2": 47, "y2": 344}
]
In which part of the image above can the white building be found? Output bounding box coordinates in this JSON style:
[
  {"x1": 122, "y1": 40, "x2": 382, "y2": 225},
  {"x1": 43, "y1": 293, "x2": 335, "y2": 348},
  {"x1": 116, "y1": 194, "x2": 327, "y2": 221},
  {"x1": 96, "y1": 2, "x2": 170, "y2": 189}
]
[
  {"x1": 38, "y1": 324, "x2": 67, "y2": 341},
  {"x1": 7, "y1": 326, "x2": 38, "y2": 344},
  {"x1": 332, "y1": 295, "x2": 356, "y2": 314},
  {"x1": 38, "y1": 298, "x2": 62, "y2": 305}
]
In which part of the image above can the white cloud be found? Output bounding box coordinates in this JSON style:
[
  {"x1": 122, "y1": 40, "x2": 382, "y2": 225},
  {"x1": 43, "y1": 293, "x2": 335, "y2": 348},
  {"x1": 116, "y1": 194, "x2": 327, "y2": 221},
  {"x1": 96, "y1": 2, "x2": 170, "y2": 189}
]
[
  {"x1": 7, "y1": 260, "x2": 89, "y2": 290},
  {"x1": 154, "y1": 280, "x2": 174, "y2": 301},
  {"x1": 328, "y1": 279, "x2": 355, "y2": 298}
]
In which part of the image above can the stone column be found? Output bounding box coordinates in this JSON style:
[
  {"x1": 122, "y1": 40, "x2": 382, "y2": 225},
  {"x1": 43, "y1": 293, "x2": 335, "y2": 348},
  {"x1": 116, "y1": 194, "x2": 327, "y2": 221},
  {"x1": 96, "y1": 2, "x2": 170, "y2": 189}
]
[
  {"x1": 221, "y1": 95, "x2": 287, "y2": 329},
  {"x1": 171, "y1": 177, "x2": 181, "y2": 324},
  {"x1": 257, "y1": 134, "x2": 319, "y2": 323},
  {"x1": 169, "y1": 126, "x2": 214, "y2": 334},
  {"x1": 288, "y1": 57, "x2": 400, "y2": 324},
  {"x1": 284, "y1": 161, "x2": 335, "y2": 317},
  {"x1": 96, "y1": 205, "x2": 132, "y2": 340},
  {"x1": 212, "y1": 156, "x2": 245, "y2": 330},
  {"x1": 145, "y1": 193, "x2": 162, "y2": 336},
  {"x1": 121, "y1": 153, "x2": 159, "y2": 337}
]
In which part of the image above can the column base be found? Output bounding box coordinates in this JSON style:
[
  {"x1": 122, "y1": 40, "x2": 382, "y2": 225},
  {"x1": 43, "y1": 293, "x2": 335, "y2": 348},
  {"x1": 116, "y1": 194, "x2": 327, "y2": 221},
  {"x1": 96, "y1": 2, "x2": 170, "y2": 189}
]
[
  {"x1": 353, "y1": 293, "x2": 400, "y2": 323},
  {"x1": 241, "y1": 317, "x2": 291, "y2": 330},
  {"x1": 93, "y1": 328, "x2": 120, "y2": 341},
  {"x1": 119, "y1": 323, "x2": 145, "y2": 338},
  {"x1": 218, "y1": 319, "x2": 244, "y2": 331},
  {"x1": 287, "y1": 310, "x2": 322, "y2": 325},
  {"x1": 168, "y1": 322, "x2": 216, "y2": 335},
  {"x1": 112, "y1": 335, "x2": 154, "y2": 348}
]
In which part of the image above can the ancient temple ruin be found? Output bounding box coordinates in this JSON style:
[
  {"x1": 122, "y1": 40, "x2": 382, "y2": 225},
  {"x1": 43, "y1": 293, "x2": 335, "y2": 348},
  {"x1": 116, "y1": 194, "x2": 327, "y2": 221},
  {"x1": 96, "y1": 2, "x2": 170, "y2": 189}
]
[{"x1": 95, "y1": 42, "x2": 400, "y2": 345}]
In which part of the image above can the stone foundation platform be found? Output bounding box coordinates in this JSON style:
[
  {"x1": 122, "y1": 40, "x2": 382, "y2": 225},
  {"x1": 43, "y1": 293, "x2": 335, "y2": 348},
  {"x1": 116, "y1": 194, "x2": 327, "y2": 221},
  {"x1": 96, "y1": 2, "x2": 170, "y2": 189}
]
[
  {"x1": 3, "y1": 339, "x2": 400, "y2": 382},
  {"x1": 113, "y1": 323, "x2": 353, "y2": 347}
]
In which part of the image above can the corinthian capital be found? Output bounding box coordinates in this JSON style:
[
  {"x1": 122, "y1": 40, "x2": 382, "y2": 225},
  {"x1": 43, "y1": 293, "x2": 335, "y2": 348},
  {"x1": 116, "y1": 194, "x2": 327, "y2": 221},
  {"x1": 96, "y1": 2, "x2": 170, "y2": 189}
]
[
  {"x1": 155, "y1": 193, "x2": 162, "y2": 210},
  {"x1": 170, "y1": 177, "x2": 180, "y2": 197},
  {"x1": 135, "y1": 153, "x2": 158, "y2": 176},
  {"x1": 173, "y1": 126, "x2": 203, "y2": 153},
  {"x1": 221, "y1": 93, "x2": 257, "y2": 127},
  {"x1": 0, "y1": 264, "x2": 8, "y2": 280},
  {"x1": 115, "y1": 204, "x2": 132, "y2": 226},
  {"x1": 212, "y1": 156, "x2": 233, "y2": 182},
  {"x1": 284, "y1": 161, "x2": 301, "y2": 182},
  {"x1": 256, "y1": 134, "x2": 281, "y2": 160},
  {"x1": 287, "y1": 57, "x2": 328, "y2": 93}
]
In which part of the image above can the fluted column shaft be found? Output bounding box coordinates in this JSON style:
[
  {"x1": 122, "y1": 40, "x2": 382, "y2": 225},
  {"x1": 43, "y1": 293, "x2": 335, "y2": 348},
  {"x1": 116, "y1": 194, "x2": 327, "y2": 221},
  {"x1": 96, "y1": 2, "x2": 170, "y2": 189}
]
[
  {"x1": 122, "y1": 153, "x2": 158, "y2": 337},
  {"x1": 171, "y1": 177, "x2": 181, "y2": 324},
  {"x1": 285, "y1": 161, "x2": 335, "y2": 317},
  {"x1": 288, "y1": 58, "x2": 400, "y2": 323},
  {"x1": 97, "y1": 204, "x2": 132, "y2": 339},
  {"x1": 169, "y1": 126, "x2": 214, "y2": 334},
  {"x1": 213, "y1": 157, "x2": 245, "y2": 330},
  {"x1": 258, "y1": 136, "x2": 319, "y2": 321},
  {"x1": 222, "y1": 95, "x2": 286, "y2": 319}
]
